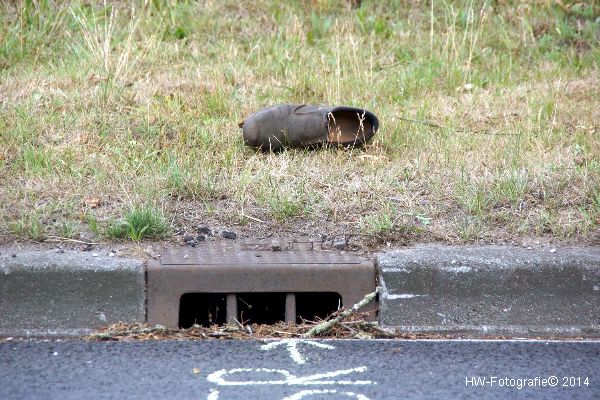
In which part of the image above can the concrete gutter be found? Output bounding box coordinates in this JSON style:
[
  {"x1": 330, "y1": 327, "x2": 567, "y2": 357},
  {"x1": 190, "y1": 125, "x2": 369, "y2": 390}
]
[
  {"x1": 377, "y1": 246, "x2": 600, "y2": 337},
  {"x1": 0, "y1": 249, "x2": 145, "y2": 337}
]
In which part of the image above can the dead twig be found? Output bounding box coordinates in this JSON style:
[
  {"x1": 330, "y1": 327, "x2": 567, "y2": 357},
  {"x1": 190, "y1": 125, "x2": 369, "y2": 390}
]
[
  {"x1": 44, "y1": 236, "x2": 100, "y2": 245},
  {"x1": 302, "y1": 287, "x2": 381, "y2": 338},
  {"x1": 274, "y1": 331, "x2": 302, "y2": 336},
  {"x1": 398, "y1": 116, "x2": 444, "y2": 129},
  {"x1": 240, "y1": 213, "x2": 266, "y2": 223}
]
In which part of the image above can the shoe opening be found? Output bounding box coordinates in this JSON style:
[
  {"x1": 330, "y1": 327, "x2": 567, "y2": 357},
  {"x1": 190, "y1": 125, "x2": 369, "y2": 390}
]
[{"x1": 327, "y1": 109, "x2": 373, "y2": 144}]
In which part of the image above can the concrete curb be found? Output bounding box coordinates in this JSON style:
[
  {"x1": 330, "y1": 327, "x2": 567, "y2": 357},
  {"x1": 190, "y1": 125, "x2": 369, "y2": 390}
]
[
  {"x1": 2, "y1": 245, "x2": 600, "y2": 338},
  {"x1": 0, "y1": 250, "x2": 145, "y2": 337},
  {"x1": 377, "y1": 246, "x2": 600, "y2": 337}
]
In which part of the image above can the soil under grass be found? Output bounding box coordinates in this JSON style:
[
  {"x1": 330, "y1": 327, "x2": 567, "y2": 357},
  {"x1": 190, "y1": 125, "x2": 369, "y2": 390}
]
[{"x1": 1, "y1": 1, "x2": 599, "y2": 250}]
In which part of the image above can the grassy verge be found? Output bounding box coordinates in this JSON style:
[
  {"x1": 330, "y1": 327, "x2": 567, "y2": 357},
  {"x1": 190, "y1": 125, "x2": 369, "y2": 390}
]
[{"x1": 1, "y1": 0, "x2": 599, "y2": 246}]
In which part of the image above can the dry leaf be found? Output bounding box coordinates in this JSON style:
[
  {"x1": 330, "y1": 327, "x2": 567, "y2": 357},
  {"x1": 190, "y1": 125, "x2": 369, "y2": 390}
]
[
  {"x1": 88, "y1": 74, "x2": 107, "y2": 84},
  {"x1": 84, "y1": 197, "x2": 101, "y2": 208}
]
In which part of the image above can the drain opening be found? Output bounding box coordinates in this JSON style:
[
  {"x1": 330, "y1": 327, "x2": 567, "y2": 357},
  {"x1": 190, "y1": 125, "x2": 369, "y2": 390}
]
[
  {"x1": 295, "y1": 292, "x2": 342, "y2": 323},
  {"x1": 237, "y1": 293, "x2": 287, "y2": 324},
  {"x1": 179, "y1": 293, "x2": 227, "y2": 328},
  {"x1": 178, "y1": 292, "x2": 343, "y2": 328}
]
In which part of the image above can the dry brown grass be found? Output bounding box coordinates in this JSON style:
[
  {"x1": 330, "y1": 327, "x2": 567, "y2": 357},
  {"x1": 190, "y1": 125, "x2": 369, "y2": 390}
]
[{"x1": 1, "y1": 0, "x2": 599, "y2": 248}]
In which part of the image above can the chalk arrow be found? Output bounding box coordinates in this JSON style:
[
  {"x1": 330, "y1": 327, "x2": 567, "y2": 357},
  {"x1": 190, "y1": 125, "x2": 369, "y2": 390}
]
[{"x1": 260, "y1": 340, "x2": 335, "y2": 365}]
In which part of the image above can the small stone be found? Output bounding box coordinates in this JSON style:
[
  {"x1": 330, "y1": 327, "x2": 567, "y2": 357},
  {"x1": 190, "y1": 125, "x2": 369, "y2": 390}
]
[
  {"x1": 56, "y1": 249, "x2": 65, "y2": 254},
  {"x1": 183, "y1": 254, "x2": 189, "y2": 259},
  {"x1": 183, "y1": 235, "x2": 195, "y2": 243},
  {"x1": 549, "y1": 248, "x2": 557, "y2": 253},
  {"x1": 222, "y1": 230, "x2": 237, "y2": 240},
  {"x1": 196, "y1": 235, "x2": 206, "y2": 242},
  {"x1": 332, "y1": 238, "x2": 347, "y2": 250},
  {"x1": 109, "y1": 252, "x2": 115, "y2": 257},
  {"x1": 82, "y1": 244, "x2": 93, "y2": 252},
  {"x1": 186, "y1": 240, "x2": 197, "y2": 247},
  {"x1": 92, "y1": 253, "x2": 99, "y2": 257},
  {"x1": 11, "y1": 254, "x2": 16, "y2": 258},
  {"x1": 197, "y1": 226, "x2": 211, "y2": 235},
  {"x1": 271, "y1": 244, "x2": 281, "y2": 252}
]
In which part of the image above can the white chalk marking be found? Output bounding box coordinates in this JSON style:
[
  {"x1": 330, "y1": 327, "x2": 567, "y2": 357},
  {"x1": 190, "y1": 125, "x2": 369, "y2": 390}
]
[
  {"x1": 260, "y1": 340, "x2": 335, "y2": 365},
  {"x1": 441, "y1": 266, "x2": 472, "y2": 273},
  {"x1": 206, "y1": 366, "x2": 373, "y2": 386},
  {"x1": 382, "y1": 267, "x2": 410, "y2": 273},
  {"x1": 207, "y1": 388, "x2": 370, "y2": 400},
  {"x1": 282, "y1": 389, "x2": 370, "y2": 400},
  {"x1": 385, "y1": 294, "x2": 427, "y2": 299}
]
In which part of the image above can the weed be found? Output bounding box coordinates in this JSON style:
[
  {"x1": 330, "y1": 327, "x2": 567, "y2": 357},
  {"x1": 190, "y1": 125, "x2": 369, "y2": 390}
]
[
  {"x1": 107, "y1": 207, "x2": 169, "y2": 241},
  {"x1": 60, "y1": 221, "x2": 76, "y2": 239},
  {"x1": 360, "y1": 211, "x2": 395, "y2": 235},
  {"x1": 67, "y1": 1, "x2": 150, "y2": 103},
  {"x1": 269, "y1": 194, "x2": 308, "y2": 222},
  {"x1": 459, "y1": 217, "x2": 483, "y2": 242},
  {"x1": 20, "y1": 145, "x2": 52, "y2": 175},
  {"x1": 493, "y1": 170, "x2": 529, "y2": 206},
  {"x1": 84, "y1": 213, "x2": 100, "y2": 236},
  {"x1": 9, "y1": 213, "x2": 45, "y2": 241}
]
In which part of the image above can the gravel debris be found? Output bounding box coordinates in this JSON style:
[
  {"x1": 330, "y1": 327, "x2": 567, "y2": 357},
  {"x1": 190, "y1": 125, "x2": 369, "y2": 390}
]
[
  {"x1": 197, "y1": 226, "x2": 211, "y2": 235},
  {"x1": 221, "y1": 230, "x2": 237, "y2": 240}
]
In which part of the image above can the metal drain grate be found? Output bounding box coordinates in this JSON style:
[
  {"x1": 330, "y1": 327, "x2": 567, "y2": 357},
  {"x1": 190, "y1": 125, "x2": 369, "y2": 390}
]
[{"x1": 147, "y1": 241, "x2": 376, "y2": 328}]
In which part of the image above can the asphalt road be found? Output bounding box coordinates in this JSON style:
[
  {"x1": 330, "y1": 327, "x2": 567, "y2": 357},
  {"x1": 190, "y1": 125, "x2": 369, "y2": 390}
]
[{"x1": 1, "y1": 339, "x2": 598, "y2": 400}]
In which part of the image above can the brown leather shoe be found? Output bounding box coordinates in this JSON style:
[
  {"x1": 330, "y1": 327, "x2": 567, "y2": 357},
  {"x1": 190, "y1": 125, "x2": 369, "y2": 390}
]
[{"x1": 240, "y1": 104, "x2": 379, "y2": 151}]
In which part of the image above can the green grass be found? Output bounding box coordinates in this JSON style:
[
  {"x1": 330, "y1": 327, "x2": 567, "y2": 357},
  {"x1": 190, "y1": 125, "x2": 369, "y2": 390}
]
[
  {"x1": 9, "y1": 212, "x2": 45, "y2": 241},
  {"x1": 360, "y1": 211, "x2": 395, "y2": 235},
  {"x1": 0, "y1": 0, "x2": 599, "y2": 246},
  {"x1": 107, "y1": 207, "x2": 169, "y2": 241}
]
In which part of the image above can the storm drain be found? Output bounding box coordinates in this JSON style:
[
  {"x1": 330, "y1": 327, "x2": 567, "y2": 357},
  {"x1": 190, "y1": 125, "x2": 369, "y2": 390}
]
[
  {"x1": 178, "y1": 292, "x2": 342, "y2": 328},
  {"x1": 147, "y1": 241, "x2": 376, "y2": 328}
]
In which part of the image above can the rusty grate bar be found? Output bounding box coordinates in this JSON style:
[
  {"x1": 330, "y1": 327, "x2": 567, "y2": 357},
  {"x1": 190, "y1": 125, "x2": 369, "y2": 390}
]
[{"x1": 147, "y1": 241, "x2": 376, "y2": 328}]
